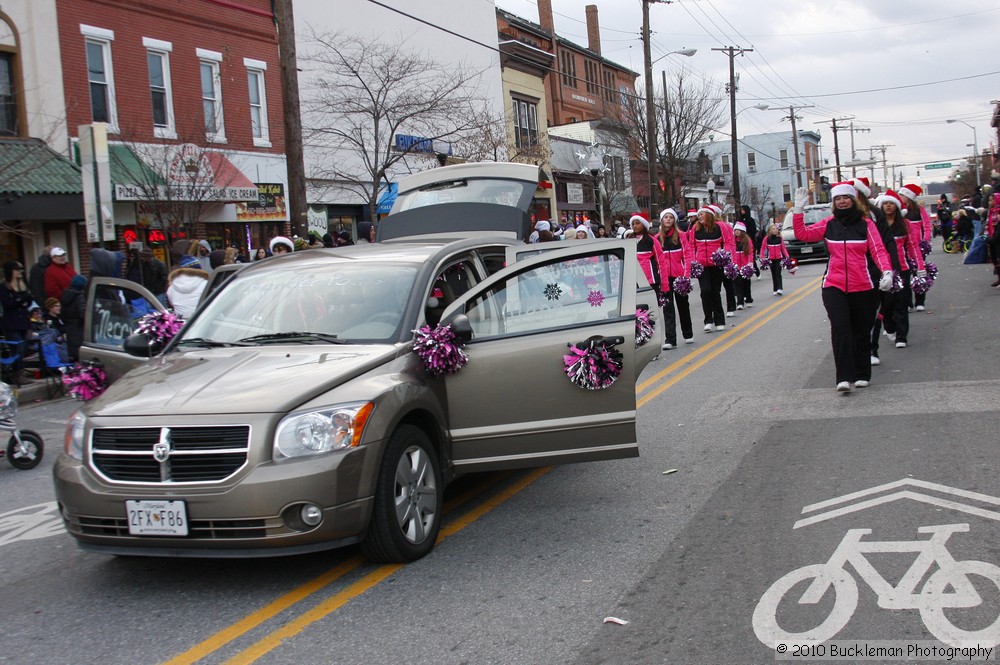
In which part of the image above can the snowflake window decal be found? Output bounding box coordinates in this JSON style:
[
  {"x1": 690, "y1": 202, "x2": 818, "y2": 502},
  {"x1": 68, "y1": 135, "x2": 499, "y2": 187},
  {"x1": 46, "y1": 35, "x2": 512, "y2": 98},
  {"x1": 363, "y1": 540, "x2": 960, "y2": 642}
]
[
  {"x1": 544, "y1": 283, "x2": 563, "y2": 301},
  {"x1": 587, "y1": 290, "x2": 605, "y2": 307}
]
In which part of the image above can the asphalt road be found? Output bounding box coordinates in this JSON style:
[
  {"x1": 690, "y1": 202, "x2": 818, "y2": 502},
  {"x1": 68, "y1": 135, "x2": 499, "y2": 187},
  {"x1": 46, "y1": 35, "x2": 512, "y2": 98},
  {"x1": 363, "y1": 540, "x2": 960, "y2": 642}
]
[{"x1": 1, "y1": 247, "x2": 998, "y2": 665}]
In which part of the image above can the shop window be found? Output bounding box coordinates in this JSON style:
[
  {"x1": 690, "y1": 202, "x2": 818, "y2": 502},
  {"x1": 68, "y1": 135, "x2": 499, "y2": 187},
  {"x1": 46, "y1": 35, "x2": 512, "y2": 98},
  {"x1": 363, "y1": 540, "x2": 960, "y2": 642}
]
[
  {"x1": 244, "y1": 59, "x2": 270, "y2": 147},
  {"x1": 512, "y1": 98, "x2": 537, "y2": 149},
  {"x1": 144, "y1": 38, "x2": 175, "y2": 139},
  {"x1": 81, "y1": 25, "x2": 117, "y2": 131},
  {"x1": 198, "y1": 49, "x2": 225, "y2": 143}
]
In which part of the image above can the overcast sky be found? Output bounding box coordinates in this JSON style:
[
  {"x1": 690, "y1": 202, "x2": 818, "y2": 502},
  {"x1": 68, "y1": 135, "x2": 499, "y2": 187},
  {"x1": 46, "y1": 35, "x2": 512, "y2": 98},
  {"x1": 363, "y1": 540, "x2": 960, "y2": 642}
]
[{"x1": 494, "y1": 0, "x2": 999, "y2": 188}]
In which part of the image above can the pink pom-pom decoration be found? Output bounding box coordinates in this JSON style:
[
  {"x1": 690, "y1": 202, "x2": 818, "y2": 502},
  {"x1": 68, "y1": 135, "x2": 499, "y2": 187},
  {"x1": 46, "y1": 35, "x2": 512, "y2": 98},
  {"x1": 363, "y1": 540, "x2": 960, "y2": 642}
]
[
  {"x1": 135, "y1": 310, "x2": 185, "y2": 347},
  {"x1": 412, "y1": 324, "x2": 469, "y2": 377},
  {"x1": 759, "y1": 259, "x2": 771, "y2": 271},
  {"x1": 563, "y1": 341, "x2": 623, "y2": 390},
  {"x1": 711, "y1": 248, "x2": 732, "y2": 268},
  {"x1": 781, "y1": 256, "x2": 798, "y2": 274},
  {"x1": 62, "y1": 362, "x2": 108, "y2": 401},
  {"x1": 656, "y1": 290, "x2": 667, "y2": 308},
  {"x1": 738, "y1": 264, "x2": 755, "y2": 279},
  {"x1": 635, "y1": 308, "x2": 654, "y2": 347},
  {"x1": 689, "y1": 261, "x2": 704, "y2": 279},
  {"x1": 919, "y1": 239, "x2": 932, "y2": 257},
  {"x1": 890, "y1": 273, "x2": 904, "y2": 293},
  {"x1": 672, "y1": 276, "x2": 693, "y2": 295},
  {"x1": 925, "y1": 262, "x2": 938, "y2": 280},
  {"x1": 723, "y1": 262, "x2": 739, "y2": 280}
]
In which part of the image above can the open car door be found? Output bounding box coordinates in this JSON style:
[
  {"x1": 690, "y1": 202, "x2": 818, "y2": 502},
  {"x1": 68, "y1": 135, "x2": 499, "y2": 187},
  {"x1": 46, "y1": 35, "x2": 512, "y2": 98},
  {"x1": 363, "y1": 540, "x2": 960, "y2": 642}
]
[
  {"x1": 79, "y1": 277, "x2": 166, "y2": 384},
  {"x1": 438, "y1": 239, "x2": 659, "y2": 473}
]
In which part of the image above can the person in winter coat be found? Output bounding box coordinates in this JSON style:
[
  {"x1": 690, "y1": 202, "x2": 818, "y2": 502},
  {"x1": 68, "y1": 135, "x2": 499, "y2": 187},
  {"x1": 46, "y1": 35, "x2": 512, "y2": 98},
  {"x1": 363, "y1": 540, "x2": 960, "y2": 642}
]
[
  {"x1": 656, "y1": 208, "x2": 693, "y2": 347},
  {"x1": 60, "y1": 274, "x2": 86, "y2": 361},
  {"x1": 685, "y1": 204, "x2": 736, "y2": 332},
  {"x1": 898, "y1": 184, "x2": 932, "y2": 312},
  {"x1": 759, "y1": 222, "x2": 790, "y2": 295},
  {"x1": 738, "y1": 205, "x2": 760, "y2": 281},
  {"x1": 870, "y1": 189, "x2": 926, "y2": 363},
  {"x1": 792, "y1": 183, "x2": 892, "y2": 392},
  {"x1": 44, "y1": 247, "x2": 77, "y2": 300},
  {"x1": 27, "y1": 246, "x2": 52, "y2": 308},
  {"x1": 195, "y1": 239, "x2": 213, "y2": 271},
  {"x1": 0, "y1": 259, "x2": 33, "y2": 382},
  {"x1": 166, "y1": 255, "x2": 209, "y2": 318},
  {"x1": 732, "y1": 222, "x2": 755, "y2": 310}
]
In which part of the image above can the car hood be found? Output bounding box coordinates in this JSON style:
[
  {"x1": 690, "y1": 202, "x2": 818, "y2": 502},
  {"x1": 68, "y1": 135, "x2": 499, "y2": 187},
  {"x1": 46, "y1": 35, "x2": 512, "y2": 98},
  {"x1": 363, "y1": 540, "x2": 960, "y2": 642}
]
[{"x1": 87, "y1": 345, "x2": 400, "y2": 416}]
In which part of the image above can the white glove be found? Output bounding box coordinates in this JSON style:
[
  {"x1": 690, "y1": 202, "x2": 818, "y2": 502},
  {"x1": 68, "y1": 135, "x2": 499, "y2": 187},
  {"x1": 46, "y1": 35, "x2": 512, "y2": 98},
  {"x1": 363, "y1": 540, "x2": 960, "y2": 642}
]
[
  {"x1": 916, "y1": 269, "x2": 927, "y2": 279},
  {"x1": 793, "y1": 187, "x2": 809, "y2": 213},
  {"x1": 878, "y1": 271, "x2": 894, "y2": 292}
]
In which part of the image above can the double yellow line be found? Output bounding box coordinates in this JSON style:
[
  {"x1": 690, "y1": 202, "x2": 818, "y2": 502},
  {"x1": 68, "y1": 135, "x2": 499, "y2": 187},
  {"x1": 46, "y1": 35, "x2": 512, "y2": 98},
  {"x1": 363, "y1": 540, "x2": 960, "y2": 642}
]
[{"x1": 164, "y1": 276, "x2": 822, "y2": 665}]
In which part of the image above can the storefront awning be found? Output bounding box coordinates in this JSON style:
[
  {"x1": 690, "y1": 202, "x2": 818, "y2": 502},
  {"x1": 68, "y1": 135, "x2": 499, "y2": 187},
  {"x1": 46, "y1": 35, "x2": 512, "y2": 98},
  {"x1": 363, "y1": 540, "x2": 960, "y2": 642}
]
[
  {"x1": 376, "y1": 182, "x2": 397, "y2": 214},
  {"x1": 0, "y1": 139, "x2": 84, "y2": 220},
  {"x1": 112, "y1": 145, "x2": 259, "y2": 202}
]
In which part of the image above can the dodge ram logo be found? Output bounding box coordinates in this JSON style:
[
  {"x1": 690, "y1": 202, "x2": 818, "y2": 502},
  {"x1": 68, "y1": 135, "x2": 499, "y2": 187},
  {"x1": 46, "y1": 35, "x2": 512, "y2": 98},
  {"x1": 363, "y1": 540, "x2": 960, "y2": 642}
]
[{"x1": 152, "y1": 442, "x2": 171, "y2": 463}]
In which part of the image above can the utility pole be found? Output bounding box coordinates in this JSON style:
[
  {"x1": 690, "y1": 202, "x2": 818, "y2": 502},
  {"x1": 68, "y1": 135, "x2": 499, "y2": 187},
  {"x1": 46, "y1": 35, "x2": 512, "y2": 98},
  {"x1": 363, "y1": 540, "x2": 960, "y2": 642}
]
[
  {"x1": 814, "y1": 116, "x2": 853, "y2": 182},
  {"x1": 772, "y1": 105, "x2": 813, "y2": 189},
  {"x1": 848, "y1": 122, "x2": 870, "y2": 177},
  {"x1": 642, "y1": 0, "x2": 662, "y2": 220},
  {"x1": 274, "y1": 0, "x2": 309, "y2": 237},
  {"x1": 713, "y1": 46, "x2": 752, "y2": 213},
  {"x1": 869, "y1": 143, "x2": 893, "y2": 188},
  {"x1": 662, "y1": 69, "x2": 675, "y2": 207}
]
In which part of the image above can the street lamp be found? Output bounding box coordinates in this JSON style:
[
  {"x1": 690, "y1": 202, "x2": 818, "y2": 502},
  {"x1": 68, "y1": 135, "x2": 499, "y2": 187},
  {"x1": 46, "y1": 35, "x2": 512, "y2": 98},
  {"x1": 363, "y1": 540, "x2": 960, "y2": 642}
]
[
  {"x1": 706, "y1": 177, "x2": 716, "y2": 204},
  {"x1": 642, "y1": 0, "x2": 695, "y2": 221},
  {"x1": 947, "y1": 119, "x2": 980, "y2": 187}
]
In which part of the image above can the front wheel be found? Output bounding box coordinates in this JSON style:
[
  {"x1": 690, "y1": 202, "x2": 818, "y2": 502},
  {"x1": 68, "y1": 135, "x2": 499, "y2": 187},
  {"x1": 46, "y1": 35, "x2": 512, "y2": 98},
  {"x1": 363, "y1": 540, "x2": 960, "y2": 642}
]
[
  {"x1": 942, "y1": 238, "x2": 958, "y2": 254},
  {"x1": 7, "y1": 430, "x2": 44, "y2": 470},
  {"x1": 361, "y1": 425, "x2": 442, "y2": 564},
  {"x1": 752, "y1": 564, "x2": 859, "y2": 648}
]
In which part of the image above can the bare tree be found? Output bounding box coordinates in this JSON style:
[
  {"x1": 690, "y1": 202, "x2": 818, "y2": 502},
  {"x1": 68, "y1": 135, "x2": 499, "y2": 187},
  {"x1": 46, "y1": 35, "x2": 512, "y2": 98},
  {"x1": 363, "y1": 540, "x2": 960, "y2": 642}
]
[
  {"x1": 739, "y1": 174, "x2": 775, "y2": 229},
  {"x1": 299, "y1": 31, "x2": 493, "y2": 221}
]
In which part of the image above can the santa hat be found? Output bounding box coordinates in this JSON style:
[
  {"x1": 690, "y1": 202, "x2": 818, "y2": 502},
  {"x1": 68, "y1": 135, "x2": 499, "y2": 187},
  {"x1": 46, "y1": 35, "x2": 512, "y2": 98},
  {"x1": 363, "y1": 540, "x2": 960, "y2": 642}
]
[
  {"x1": 733, "y1": 221, "x2": 747, "y2": 233},
  {"x1": 659, "y1": 208, "x2": 678, "y2": 223},
  {"x1": 629, "y1": 212, "x2": 651, "y2": 230},
  {"x1": 851, "y1": 177, "x2": 871, "y2": 197},
  {"x1": 687, "y1": 209, "x2": 698, "y2": 217},
  {"x1": 830, "y1": 181, "x2": 857, "y2": 199},
  {"x1": 709, "y1": 204, "x2": 723, "y2": 218},
  {"x1": 899, "y1": 184, "x2": 922, "y2": 201},
  {"x1": 697, "y1": 205, "x2": 714, "y2": 216},
  {"x1": 534, "y1": 220, "x2": 551, "y2": 232},
  {"x1": 879, "y1": 189, "x2": 902, "y2": 210},
  {"x1": 269, "y1": 236, "x2": 294, "y2": 253}
]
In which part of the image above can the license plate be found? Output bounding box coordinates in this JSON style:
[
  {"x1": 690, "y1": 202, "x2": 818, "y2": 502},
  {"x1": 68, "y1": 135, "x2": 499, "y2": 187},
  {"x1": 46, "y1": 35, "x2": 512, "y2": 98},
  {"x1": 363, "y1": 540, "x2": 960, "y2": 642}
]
[
  {"x1": 800, "y1": 246, "x2": 813, "y2": 254},
  {"x1": 126, "y1": 500, "x2": 188, "y2": 536}
]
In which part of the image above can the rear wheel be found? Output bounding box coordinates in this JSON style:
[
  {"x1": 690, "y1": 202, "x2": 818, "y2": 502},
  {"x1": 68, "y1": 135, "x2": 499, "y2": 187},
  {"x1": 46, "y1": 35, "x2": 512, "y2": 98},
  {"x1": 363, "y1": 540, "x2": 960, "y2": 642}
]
[
  {"x1": 7, "y1": 430, "x2": 43, "y2": 470},
  {"x1": 361, "y1": 425, "x2": 442, "y2": 563}
]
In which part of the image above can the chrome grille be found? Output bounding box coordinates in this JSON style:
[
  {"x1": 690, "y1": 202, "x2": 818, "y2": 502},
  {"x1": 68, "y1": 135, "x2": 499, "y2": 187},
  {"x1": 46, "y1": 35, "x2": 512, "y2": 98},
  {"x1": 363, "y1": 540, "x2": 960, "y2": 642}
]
[{"x1": 91, "y1": 426, "x2": 250, "y2": 484}]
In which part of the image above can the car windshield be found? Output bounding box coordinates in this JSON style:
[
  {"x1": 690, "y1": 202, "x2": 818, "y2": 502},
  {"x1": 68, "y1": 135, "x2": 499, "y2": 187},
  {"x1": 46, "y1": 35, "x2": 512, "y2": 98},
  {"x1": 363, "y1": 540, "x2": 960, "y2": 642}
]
[
  {"x1": 393, "y1": 178, "x2": 535, "y2": 212},
  {"x1": 178, "y1": 262, "x2": 419, "y2": 345}
]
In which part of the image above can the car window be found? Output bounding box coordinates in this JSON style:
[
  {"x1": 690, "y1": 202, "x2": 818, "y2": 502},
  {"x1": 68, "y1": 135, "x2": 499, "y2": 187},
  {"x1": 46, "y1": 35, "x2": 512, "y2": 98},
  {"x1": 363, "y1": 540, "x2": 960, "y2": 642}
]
[
  {"x1": 90, "y1": 282, "x2": 161, "y2": 350},
  {"x1": 180, "y1": 262, "x2": 418, "y2": 345},
  {"x1": 463, "y1": 250, "x2": 625, "y2": 338},
  {"x1": 782, "y1": 207, "x2": 827, "y2": 230},
  {"x1": 393, "y1": 178, "x2": 535, "y2": 213}
]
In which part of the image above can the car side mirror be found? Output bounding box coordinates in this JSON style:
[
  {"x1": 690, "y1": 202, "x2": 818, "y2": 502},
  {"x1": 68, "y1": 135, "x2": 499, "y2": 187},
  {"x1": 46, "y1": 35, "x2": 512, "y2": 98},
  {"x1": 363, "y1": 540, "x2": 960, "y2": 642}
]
[
  {"x1": 124, "y1": 333, "x2": 163, "y2": 358},
  {"x1": 447, "y1": 314, "x2": 473, "y2": 344}
]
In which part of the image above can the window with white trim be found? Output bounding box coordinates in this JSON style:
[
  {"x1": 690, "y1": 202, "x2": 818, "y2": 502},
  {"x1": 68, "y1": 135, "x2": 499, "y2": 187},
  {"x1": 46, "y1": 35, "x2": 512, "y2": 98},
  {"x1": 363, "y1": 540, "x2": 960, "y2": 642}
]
[
  {"x1": 144, "y1": 38, "x2": 175, "y2": 138},
  {"x1": 512, "y1": 97, "x2": 537, "y2": 149},
  {"x1": 198, "y1": 49, "x2": 225, "y2": 142},
  {"x1": 779, "y1": 148, "x2": 788, "y2": 169},
  {"x1": 81, "y1": 25, "x2": 117, "y2": 130},
  {"x1": 721, "y1": 154, "x2": 730, "y2": 174},
  {"x1": 245, "y1": 58, "x2": 269, "y2": 146},
  {"x1": 747, "y1": 152, "x2": 757, "y2": 173},
  {"x1": 782, "y1": 184, "x2": 791, "y2": 203}
]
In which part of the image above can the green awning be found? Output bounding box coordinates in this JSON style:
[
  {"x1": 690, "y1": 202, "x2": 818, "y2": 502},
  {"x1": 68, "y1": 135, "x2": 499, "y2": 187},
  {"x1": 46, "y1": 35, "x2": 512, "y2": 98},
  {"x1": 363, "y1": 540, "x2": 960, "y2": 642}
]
[
  {"x1": 108, "y1": 143, "x2": 164, "y2": 188},
  {"x1": 0, "y1": 139, "x2": 82, "y2": 195}
]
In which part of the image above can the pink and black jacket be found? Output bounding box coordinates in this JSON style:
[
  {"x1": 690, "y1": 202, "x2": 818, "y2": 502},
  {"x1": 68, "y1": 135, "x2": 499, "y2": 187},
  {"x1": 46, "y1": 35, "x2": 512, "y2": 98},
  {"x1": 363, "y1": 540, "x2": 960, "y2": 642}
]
[
  {"x1": 793, "y1": 211, "x2": 891, "y2": 292},
  {"x1": 883, "y1": 220, "x2": 925, "y2": 273},
  {"x1": 733, "y1": 237, "x2": 755, "y2": 269},
  {"x1": 635, "y1": 234, "x2": 671, "y2": 292},
  {"x1": 684, "y1": 221, "x2": 736, "y2": 268},
  {"x1": 759, "y1": 234, "x2": 789, "y2": 261},
  {"x1": 657, "y1": 229, "x2": 690, "y2": 279}
]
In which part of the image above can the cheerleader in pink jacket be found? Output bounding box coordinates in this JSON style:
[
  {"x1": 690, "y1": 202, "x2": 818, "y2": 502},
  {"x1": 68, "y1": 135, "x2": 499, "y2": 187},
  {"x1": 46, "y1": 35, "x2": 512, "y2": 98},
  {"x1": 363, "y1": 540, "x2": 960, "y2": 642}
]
[
  {"x1": 759, "y1": 222, "x2": 790, "y2": 295},
  {"x1": 898, "y1": 184, "x2": 932, "y2": 311},
  {"x1": 655, "y1": 208, "x2": 692, "y2": 348},
  {"x1": 629, "y1": 211, "x2": 670, "y2": 298},
  {"x1": 684, "y1": 205, "x2": 736, "y2": 332},
  {"x1": 732, "y1": 221, "x2": 755, "y2": 309}
]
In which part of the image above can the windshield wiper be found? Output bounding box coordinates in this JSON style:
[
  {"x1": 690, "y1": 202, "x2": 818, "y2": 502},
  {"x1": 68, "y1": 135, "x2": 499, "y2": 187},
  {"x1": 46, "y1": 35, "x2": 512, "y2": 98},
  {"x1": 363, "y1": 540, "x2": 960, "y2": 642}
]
[
  {"x1": 176, "y1": 337, "x2": 246, "y2": 348},
  {"x1": 236, "y1": 332, "x2": 349, "y2": 345}
]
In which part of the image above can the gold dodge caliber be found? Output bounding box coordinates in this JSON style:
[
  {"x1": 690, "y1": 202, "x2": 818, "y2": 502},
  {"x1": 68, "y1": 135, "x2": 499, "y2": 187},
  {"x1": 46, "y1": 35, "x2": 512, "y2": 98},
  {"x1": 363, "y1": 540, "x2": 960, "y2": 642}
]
[{"x1": 54, "y1": 164, "x2": 662, "y2": 562}]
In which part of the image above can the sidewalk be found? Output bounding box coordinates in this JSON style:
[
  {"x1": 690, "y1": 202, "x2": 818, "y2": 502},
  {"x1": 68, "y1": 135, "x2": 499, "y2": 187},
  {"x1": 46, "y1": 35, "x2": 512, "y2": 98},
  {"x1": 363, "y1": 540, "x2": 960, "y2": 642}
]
[{"x1": 10, "y1": 373, "x2": 68, "y2": 405}]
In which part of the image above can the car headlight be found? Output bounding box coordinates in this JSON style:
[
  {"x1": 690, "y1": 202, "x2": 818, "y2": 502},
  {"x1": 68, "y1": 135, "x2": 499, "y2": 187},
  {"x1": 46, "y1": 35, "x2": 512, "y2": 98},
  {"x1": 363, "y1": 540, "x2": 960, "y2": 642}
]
[
  {"x1": 273, "y1": 402, "x2": 374, "y2": 460},
  {"x1": 65, "y1": 410, "x2": 87, "y2": 460}
]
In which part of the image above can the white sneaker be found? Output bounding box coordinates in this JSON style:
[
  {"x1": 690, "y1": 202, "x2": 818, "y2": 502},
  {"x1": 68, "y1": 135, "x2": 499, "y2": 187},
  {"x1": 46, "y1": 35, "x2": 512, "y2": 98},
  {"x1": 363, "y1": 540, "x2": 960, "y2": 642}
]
[
  {"x1": 895, "y1": 341, "x2": 907, "y2": 348},
  {"x1": 661, "y1": 342, "x2": 674, "y2": 350},
  {"x1": 870, "y1": 355, "x2": 880, "y2": 366},
  {"x1": 736, "y1": 304, "x2": 744, "y2": 310},
  {"x1": 715, "y1": 324, "x2": 726, "y2": 331},
  {"x1": 726, "y1": 311, "x2": 735, "y2": 317},
  {"x1": 837, "y1": 381, "x2": 852, "y2": 392},
  {"x1": 684, "y1": 337, "x2": 694, "y2": 344},
  {"x1": 854, "y1": 380, "x2": 869, "y2": 388},
  {"x1": 746, "y1": 302, "x2": 753, "y2": 307},
  {"x1": 916, "y1": 305, "x2": 925, "y2": 311},
  {"x1": 884, "y1": 331, "x2": 896, "y2": 342},
  {"x1": 773, "y1": 291, "x2": 779, "y2": 296},
  {"x1": 776, "y1": 289, "x2": 783, "y2": 296},
  {"x1": 704, "y1": 323, "x2": 714, "y2": 333}
]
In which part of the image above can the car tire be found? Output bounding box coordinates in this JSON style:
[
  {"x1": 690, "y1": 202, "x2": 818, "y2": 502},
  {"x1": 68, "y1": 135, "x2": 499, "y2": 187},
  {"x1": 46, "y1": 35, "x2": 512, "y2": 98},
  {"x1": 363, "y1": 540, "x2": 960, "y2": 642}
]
[{"x1": 361, "y1": 425, "x2": 442, "y2": 564}]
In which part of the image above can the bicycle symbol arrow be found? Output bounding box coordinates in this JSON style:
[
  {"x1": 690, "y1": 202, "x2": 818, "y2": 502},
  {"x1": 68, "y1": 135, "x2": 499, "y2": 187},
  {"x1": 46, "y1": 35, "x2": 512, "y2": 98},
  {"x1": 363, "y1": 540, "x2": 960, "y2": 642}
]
[{"x1": 794, "y1": 478, "x2": 1000, "y2": 530}]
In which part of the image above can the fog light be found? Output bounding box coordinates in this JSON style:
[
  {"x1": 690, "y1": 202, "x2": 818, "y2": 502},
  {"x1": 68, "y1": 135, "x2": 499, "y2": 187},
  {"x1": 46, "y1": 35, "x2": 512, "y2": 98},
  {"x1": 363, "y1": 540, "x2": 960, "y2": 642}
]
[{"x1": 300, "y1": 504, "x2": 323, "y2": 527}]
